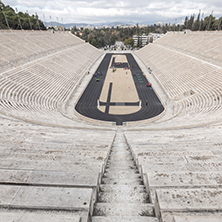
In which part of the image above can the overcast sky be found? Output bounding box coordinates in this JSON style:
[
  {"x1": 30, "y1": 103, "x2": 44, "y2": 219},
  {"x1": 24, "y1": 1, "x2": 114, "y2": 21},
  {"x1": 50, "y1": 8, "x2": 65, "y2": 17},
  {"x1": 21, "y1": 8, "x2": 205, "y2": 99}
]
[{"x1": 5, "y1": 0, "x2": 222, "y2": 24}]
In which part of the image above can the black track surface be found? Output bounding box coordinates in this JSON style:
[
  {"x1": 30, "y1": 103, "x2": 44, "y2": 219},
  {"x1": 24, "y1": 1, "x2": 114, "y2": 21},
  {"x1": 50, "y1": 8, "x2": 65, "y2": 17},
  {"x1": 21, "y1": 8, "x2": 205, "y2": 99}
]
[{"x1": 75, "y1": 53, "x2": 164, "y2": 125}]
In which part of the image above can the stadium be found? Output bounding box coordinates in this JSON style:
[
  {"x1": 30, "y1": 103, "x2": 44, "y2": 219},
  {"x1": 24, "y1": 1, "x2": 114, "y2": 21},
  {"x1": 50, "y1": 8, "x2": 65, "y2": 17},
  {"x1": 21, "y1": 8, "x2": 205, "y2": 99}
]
[{"x1": 0, "y1": 15, "x2": 222, "y2": 222}]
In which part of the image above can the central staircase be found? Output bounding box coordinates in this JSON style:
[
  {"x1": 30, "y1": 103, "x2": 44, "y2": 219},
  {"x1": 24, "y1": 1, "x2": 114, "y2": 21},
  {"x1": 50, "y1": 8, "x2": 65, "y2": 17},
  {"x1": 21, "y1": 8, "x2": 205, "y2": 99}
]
[{"x1": 92, "y1": 130, "x2": 159, "y2": 222}]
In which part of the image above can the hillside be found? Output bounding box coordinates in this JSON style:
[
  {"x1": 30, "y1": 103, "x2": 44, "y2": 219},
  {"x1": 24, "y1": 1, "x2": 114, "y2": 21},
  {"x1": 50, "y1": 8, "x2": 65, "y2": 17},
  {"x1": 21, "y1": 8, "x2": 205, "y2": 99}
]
[{"x1": 0, "y1": 1, "x2": 45, "y2": 30}]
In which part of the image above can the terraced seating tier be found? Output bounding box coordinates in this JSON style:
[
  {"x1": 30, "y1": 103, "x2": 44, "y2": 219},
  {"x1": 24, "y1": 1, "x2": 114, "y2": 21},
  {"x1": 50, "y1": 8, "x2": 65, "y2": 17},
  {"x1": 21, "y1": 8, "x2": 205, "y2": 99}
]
[
  {"x1": 135, "y1": 31, "x2": 222, "y2": 128},
  {"x1": 0, "y1": 116, "x2": 115, "y2": 221},
  {"x1": 0, "y1": 31, "x2": 103, "y2": 126},
  {"x1": 0, "y1": 30, "x2": 85, "y2": 71},
  {"x1": 156, "y1": 31, "x2": 222, "y2": 66},
  {"x1": 125, "y1": 127, "x2": 222, "y2": 222}
]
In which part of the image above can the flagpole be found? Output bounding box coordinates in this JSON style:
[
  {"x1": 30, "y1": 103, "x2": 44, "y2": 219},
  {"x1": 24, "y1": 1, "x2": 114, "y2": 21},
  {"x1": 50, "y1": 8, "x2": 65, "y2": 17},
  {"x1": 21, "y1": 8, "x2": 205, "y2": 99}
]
[
  {"x1": 218, "y1": 17, "x2": 222, "y2": 31},
  {"x1": 36, "y1": 12, "x2": 40, "y2": 30},
  {"x1": 15, "y1": 8, "x2": 22, "y2": 30},
  {"x1": 43, "y1": 14, "x2": 46, "y2": 28},
  {"x1": 191, "y1": 14, "x2": 195, "y2": 31},
  {"x1": 26, "y1": 10, "x2": 32, "y2": 30},
  {"x1": 199, "y1": 11, "x2": 203, "y2": 31},
  {"x1": 207, "y1": 11, "x2": 213, "y2": 31}
]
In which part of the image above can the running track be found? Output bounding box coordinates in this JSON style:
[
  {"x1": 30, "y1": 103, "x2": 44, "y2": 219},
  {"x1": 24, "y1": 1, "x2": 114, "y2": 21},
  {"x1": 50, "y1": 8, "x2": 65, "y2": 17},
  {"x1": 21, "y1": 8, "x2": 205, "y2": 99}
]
[{"x1": 75, "y1": 53, "x2": 164, "y2": 125}]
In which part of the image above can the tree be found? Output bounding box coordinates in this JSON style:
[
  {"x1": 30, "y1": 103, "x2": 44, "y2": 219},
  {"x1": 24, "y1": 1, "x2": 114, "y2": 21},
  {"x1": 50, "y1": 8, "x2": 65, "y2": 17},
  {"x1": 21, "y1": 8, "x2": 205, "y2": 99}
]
[
  {"x1": 203, "y1": 15, "x2": 216, "y2": 30},
  {"x1": 91, "y1": 38, "x2": 98, "y2": 47},
  {"x1": 218, "y1": 17, "x2": 222, "y2": 31},
  {"x1": 193, "y1": 12, "x2": 200, "y2": 31},
  {"x1": 0, "y1": 1, "x2": 46, "y2": 30},
  {"x1": 110, "y1": 34, "x2": 118, "y2": 45},
  {"x1": 137, "y1": 36, "x2": 142, "y2": 48},
  {"x1": 206, "y1": 14, "x2": 213, "y2": 30},
  {"x1": 72, "y1": 13, "x2": 222, "y2": 49},
  {"x1": 189, "y1": 14, "x2": 195, "y2": 30},
  {"x1": 184, "y1": 16, "x2": 188, "y2": 29},
  {"x1": 125, "y1": 38, "x2": 134, "y2": 47},
  {"x1": 149, "y1": 37, "x2": 153, "y2": 43}
]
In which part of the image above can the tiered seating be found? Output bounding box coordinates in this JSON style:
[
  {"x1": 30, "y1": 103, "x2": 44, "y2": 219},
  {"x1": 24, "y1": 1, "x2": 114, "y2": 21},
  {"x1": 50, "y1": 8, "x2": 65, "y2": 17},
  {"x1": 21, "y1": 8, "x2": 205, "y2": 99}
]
[
  {"x1": 136, "y1": 31, "x2": 222, "y2": 127},
  {"x1": 0, "y1": 115, "x2": 115, "y2": 221},
  {"x1": 173, "y1": 86, "x2": 222, "y2": 122},
  {"x1": 126, "y1": 33, "x2": 222, "y2": 221},
  {"x1": 1, "y1": 29, "x2": 222, "y2": 222},
  {"x1": 125, "y1": 127, "x2": 222, "y2": 222},
  {"x1": 0, "y1": 30, "x2": 102, "y2": 126},
  {"x1": 137, "y1": 43, "x2": 222, "y2": 99},
  {"x1": 156, "y1": 31, "x2": 222, "y2": 65},
  {"x1": 0, "y1": 30, "x2": 84, "y2": 72}
]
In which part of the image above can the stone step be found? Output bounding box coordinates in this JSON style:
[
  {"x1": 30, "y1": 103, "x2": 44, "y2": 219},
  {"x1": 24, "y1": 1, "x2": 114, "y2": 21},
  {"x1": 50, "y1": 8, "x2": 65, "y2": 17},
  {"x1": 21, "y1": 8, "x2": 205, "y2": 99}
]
[
  {"x1": 0, "y1": 169, "x2": 99, "y2": 187},
  {"x1": 92, "y1": 216, "x2": 159, "y2": 222},
  {"x1": 99, "y1": 184, "x2": 146, "y2": 193},
  {"x1": 98, "y1": 190, "x2": 148, "y2": 203},
  {"x1": 173, "y1": 214, "x2": 222, "y2": 222},
  {"x1": 108, "y1": 151, "x2": 132, "y2": 155},
  {"x1": 107, "y1": 158, "x2": 134, "y2": 163},
  {"x1": 109, "y1": 150, "x2": 130, "y2": 154},
  {"x1": 147, "y1": 171, "x2": 219, "y2": 188},
  {"x1": 0, "y1": 185, "x2": 92, "y2": 211},
  {"x1": 101, "y1": 177, "x2": 143, "y2": 185},
  {"x1": 105, "y1": 163, "x2": 136, "y2": 169},
  {"x1": 0, "y1": 212, "x2": 81, "y2": 222},
  {"x1": 106, "y1": 164, "x2": 137, "y2": 170},
  {"x1": 109, "y1": 153, "x2": 134, "y2": 159},
  {"x1": 103, "y1": 170, "x2": 140, "y2": 179},
  {"x1": 113, "y1": 146, "x2": 131, "y2": 150},
  {"x1": 156, "y1": 188, "x2": 222, "y2": 212},
  {"x1": 109, "y1": 147, "x2": 128, "y2": 151},
  {"x1": 104, "y1": 168, "x2": 139, "y2": 174},
  {"x1": 94, "y1": 203, "x2": 154, "y2": 216},
  {"x1": 0, "y1": 159, "x2": 103, "y2": 172},
  {"x1": 112, "y1": 143, "x2": 127, "y2": 147}
]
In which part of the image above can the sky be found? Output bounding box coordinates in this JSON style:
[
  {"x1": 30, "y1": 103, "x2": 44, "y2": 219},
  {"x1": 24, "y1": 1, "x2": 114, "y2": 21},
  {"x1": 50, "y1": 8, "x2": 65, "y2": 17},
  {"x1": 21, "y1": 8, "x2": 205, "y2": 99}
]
[{"x1": 4, "y1": 0, "x2": 222, "y2": 25}]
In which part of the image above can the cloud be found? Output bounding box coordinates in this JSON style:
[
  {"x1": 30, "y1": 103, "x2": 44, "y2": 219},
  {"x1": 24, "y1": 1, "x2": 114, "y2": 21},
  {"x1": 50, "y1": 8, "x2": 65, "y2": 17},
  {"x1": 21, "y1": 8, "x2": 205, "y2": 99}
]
[{"x1": 5, "y1": 0, "x2": 222, "y2": 24}]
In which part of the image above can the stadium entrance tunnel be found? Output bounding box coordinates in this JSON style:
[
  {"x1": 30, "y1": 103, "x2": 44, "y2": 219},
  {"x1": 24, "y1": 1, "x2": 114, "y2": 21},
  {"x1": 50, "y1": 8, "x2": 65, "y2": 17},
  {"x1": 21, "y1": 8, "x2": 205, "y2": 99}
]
[{"x1": 75, "y1": 53, "x2": 164, "y2": 125}]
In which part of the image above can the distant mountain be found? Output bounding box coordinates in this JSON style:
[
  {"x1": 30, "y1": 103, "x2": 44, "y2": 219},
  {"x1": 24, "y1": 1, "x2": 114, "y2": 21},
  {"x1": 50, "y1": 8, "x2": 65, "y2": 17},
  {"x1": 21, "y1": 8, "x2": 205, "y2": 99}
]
[
  {"x1": 94, "y1": 21, "x2": 136, "y2": 26},
  {"x1": 45, "y1": 22, "x2": 89, "y2": 28},
  {"x1": 45, "y1": 21, "x2": 136, "y2": 28}
]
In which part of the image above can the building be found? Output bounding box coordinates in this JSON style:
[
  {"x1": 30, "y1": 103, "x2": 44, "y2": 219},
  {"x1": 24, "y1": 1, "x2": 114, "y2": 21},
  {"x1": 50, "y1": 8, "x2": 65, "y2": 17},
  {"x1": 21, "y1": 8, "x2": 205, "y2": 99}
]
[
  {"x1": 133, "y1": 33, "x2": 164, "y2": 47},
  {"x1": 147, "y1": 33, "x2": 164, "y2": 42},
  {"x1": 133, "y1": 34, "x2": 148, "y2": 47}
]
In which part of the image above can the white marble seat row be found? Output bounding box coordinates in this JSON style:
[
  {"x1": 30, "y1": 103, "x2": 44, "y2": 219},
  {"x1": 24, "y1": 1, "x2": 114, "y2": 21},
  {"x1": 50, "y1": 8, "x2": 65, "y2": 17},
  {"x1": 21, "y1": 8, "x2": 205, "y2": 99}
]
[
  {"x1": 0, "y1": 184, "x2": 92, "y2": 219},
  {"x1": 155, "y1": 188, "x2": 222, "y2": 222},
  {"x1": 125, "y1": 126, "x2": 222, "y2": 222},
  {"x1": 174, "y1": 87, "x2": 222, "y2": 117},
  {"x1": 136, "y1": 31, "x2": 222, "y2": 128},
  {"x1": 137, "y1": 43, "x2": 222, "y2": 100},
  {"x1": 0, "y1": 30, "x2": 85, "y2": 71},
  {"x1": 0, "y1": 212, "x2": 81, "y2": 222},
  {"x1": 0, "y1": 31, "x2": 102, "y2": 126},
  {"x1": 0, "y1": 115, "x2": 115, "y2": 221},
  {"x1": 156, "y1": 31, "x2": 222, "y2": 66}
]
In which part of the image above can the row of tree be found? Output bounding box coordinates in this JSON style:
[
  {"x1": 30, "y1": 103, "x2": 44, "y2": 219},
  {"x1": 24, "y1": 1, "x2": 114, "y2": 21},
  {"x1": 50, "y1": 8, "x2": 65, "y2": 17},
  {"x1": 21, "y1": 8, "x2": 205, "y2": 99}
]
[
  {"x1": 72, "y1": 24, "x2": 167, "y2": 49},
  {"x1": 1, "y1": 1, "x2": 221, "y2": 47},
  {"x1": 74, "y1": 13, "x2": 222, "y2": 49},
  {"x1": 184, "y1": 13, "x2": 222, "y2": 31},
  {"x1": 0, "y1": 1, "x2": 46, "y2": 30}
]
